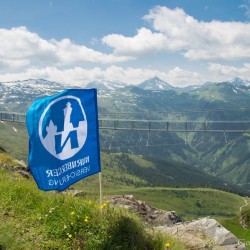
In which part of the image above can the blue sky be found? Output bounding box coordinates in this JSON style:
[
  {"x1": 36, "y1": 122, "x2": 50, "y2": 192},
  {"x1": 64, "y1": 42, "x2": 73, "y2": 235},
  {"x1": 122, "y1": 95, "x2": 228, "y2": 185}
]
[{"x1": 0, "y1": 0, "x2": 249, "y2": 86}]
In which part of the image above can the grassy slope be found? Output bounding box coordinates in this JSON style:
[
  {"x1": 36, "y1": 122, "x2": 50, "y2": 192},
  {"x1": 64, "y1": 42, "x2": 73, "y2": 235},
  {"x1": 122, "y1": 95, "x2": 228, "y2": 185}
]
[
  {"x1": 0, "y1": 151, "x2": 249, "y2": 248},
  {"x1": 0, "y1": 121, "x2": 28, "y2": 161},
  {"x1": 0, "y1": 153, "x2": 184, "y2": 250}
]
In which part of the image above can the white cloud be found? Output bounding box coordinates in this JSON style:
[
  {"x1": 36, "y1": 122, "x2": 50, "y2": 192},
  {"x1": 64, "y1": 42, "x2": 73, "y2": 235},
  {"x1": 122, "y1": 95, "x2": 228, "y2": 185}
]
[
  {"x1": 208, "y1": 63, "x2": 250, "y2": 81},
  {"x1": 102, "y1": 6, "x2": 250, "y2": 61},
  {"x1": 0, "y1": 66, "x2": 104, "y2": 85},
  {"x1": 0, "y1": 59, "x2": 30, "y2": 71},
  {"x1": 0, "y1": 27, "x2": 57, "y2": 61},
  {"x1": 2, "y1": 63, "x2": 249, "y2": 87},
  {"x1": 0, "y1": 65, "x2": 205, "y2": 87},
  {"x1": 51, "y1": 38, "x2": 134, "y2": 65},
  {"x1": 240, "y1": 0, "x2": 250, "y2": 18},
  {"x1": 102, "y1": 28, "x2": 177, "y2": 56},
  {"x1": 0, "y1": 26, "x2": 133, "y2": 72},
  {"x1": 166, "y1": 67, "x2": 202, "y2": 86}
]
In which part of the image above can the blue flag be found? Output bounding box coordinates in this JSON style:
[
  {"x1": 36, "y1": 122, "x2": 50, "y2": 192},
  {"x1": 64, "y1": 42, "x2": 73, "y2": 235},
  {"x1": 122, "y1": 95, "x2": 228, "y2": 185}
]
[{"x1": 26, "y1": 89, "x2": 101, "y2": 191}]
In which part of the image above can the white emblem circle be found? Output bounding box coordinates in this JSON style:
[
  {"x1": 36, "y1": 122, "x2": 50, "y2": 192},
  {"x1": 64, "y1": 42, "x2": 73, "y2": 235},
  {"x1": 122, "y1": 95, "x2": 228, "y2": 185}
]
[{"x1": 38, "y1": 95, "x2": 87, "y2": 160}]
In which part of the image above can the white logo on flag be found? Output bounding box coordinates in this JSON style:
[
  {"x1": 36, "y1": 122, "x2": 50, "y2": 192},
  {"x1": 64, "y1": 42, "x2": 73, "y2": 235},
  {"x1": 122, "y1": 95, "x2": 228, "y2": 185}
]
[{"x1": 39, "y1": 96, "x2": 87, "y2": 160}]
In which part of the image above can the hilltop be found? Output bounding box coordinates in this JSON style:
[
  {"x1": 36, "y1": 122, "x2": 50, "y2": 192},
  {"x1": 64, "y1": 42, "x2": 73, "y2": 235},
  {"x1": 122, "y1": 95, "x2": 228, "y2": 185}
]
[{"x1": 0, "y1": 152, "x2": 173, "y2": 250}]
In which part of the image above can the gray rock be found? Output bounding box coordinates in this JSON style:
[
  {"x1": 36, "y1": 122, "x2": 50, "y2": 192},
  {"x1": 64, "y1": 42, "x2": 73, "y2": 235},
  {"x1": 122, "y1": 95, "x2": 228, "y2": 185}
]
[
  {"x1": 62, "y1": 190, "x2": 87, "y2": 197},
  {"x1": 108, "y1": 195, "x2": 183, "y2": 226},
  {"x1": 18, "y1": 170, "x2": 31, "y2": 179},
  {"x1": 17, "y1": 160, "x2": 28, "y2": 169},
  {"x1": 155, "y1": 217, "x2": 246, "y2": 249}
]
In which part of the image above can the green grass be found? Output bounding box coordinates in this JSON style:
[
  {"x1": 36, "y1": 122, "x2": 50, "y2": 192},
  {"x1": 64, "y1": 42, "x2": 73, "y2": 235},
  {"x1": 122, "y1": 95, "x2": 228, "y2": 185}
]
[
  {"x1": 0, "y1": 121, "x2": 28, "y2": 161},
  {"x1": 221, "y1": 216, "x2": 250, "y2": 240},
  {"x1": 0, "y1": 154, "x2": 185, "y2": 250},
  {"x1": 220, "y1": 216, "x2": 250, "y2": 248},
  {"x1": 1, "y1": 153, "x2": 249, "y2": 249}
]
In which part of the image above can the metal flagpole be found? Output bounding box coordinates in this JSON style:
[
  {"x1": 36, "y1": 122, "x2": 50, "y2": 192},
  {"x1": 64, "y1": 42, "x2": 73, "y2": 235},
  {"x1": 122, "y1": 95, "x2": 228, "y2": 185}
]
[{"x1": 99, "y1": 172, "x2": 103, "y2": 206}]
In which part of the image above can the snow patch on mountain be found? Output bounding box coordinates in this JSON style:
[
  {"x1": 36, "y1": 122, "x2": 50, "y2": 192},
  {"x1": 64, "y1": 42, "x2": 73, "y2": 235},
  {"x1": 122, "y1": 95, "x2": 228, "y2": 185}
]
[
  {"x1": 137, "y1": 77, "x2": 174, "y2": 91},
  {"x1": 0, "y1": 79, "x2": 66, "y2": 112},
  {"x1": 233, "y1": 88, "x2": 238, "y2": 94},
  {"x1": 229, "y1": 77, "x2": 250, "y2": 86},
  {"x1": 86, "y1": 80, "x2": 128, "y2": 91}
]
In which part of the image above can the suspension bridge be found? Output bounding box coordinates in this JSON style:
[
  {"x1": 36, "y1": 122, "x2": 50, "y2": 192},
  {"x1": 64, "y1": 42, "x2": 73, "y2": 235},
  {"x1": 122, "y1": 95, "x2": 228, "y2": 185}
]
[{"x1": 1, "y1": 111, "x2": 250, "y2": 133}]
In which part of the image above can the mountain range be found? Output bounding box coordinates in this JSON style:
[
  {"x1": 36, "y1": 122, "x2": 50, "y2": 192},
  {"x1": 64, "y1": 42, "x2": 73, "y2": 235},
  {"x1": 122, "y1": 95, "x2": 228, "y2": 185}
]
[
  {"x1": 1, "y1": 76, "x2": 250, "y2": 191},
  {"x1": 86, "y1": 76, "x2": 250, "y2": 92}
]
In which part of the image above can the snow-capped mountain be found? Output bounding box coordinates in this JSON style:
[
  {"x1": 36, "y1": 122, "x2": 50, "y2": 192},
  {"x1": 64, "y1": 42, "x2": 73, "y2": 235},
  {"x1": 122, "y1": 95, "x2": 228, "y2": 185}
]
[
  {"x1": 85, "y1": 80, "x2": 128, "y2": 91},
  {"x1": 179, "y1": 84, "x2": 202, "y2": 92},
  {"x1": 1, "y1": 76, "x2": 249, "y2": 112},
  {"x1": 137, "y1": 77, "x2": 175, "y2": 91},
  {"x1": 86, "y1": 77, "x2": 176, "y2": 91},
  {"x1": 202, "y1": 77, "x2": 250, "y2": 88},
  {"x1": 1, "y1": 79, "x2": 65, "y2": 95},
  {"x1": 0, "y1": 79, "x2": 66, "y2": 112},
  {"x1": 228, "y1": 77, "x2": 250, "y2": 86}
]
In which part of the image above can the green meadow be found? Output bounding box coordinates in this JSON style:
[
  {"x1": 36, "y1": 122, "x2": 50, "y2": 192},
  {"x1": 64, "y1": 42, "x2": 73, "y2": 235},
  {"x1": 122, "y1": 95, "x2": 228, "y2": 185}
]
[{"x1": 0, "y1": 153, "x2": 185, "y2": 250}]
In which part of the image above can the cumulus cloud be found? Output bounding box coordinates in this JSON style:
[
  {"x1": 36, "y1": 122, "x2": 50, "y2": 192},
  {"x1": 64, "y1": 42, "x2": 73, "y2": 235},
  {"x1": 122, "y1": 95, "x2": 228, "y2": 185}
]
[
  {"x1": 102, "y1": 6, "x2": 250, "y2": 61},
  {"x1": 51, "y1": 38, "x2": 134, "y2": 65},
  {"x1": 240, "y1": 0, "x2": 250, "y2": 18},
  {"x1": 208, "y1": 63, "x2": 250, "y2": 81},
  {"x1": 0, "y1": 26, "x2": 133, "y2": 72},
  {"x1": 2, "y1": 62, "x2": 250, "y2": 87},
  {"x1": 166, "y1": 67, "x2": 202, "y2": 86},
  {"x1": 102, "y1": 28, "x2": 175, "y2": 56},
  {"x1": 0, "y1": 65, "x2": 206, "y2": 87}
]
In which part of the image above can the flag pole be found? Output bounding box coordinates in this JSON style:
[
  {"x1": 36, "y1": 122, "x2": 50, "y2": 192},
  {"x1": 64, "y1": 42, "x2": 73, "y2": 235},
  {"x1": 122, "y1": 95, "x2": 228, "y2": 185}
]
[{"x1": 99, "y1": 172, "x2": 103, "y2": 206}]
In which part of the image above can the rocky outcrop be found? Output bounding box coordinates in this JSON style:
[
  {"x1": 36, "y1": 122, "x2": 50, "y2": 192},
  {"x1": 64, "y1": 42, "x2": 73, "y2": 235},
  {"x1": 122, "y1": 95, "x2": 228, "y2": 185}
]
[
  {"x1": 108, "y1": 195, "x2": 246, "y2": 250},
  {"x1": 156, "y1": 218, "x2": 246, "y2": 249},
  {"x1": 240, "y1": 215, "x2": 248, "y2": 230},
  {"x1": 0, "y1": 146, "x2": 7, "y2": 153},
  {"x1": 240, "y1": 198, "x2": 249, "y2": 229},
  {"x1": 109, "y1": 195, "x2": 183, "y2": 226},
  {"x1": 0, "y1": 157, "x2": 31, "y2": 178}
]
